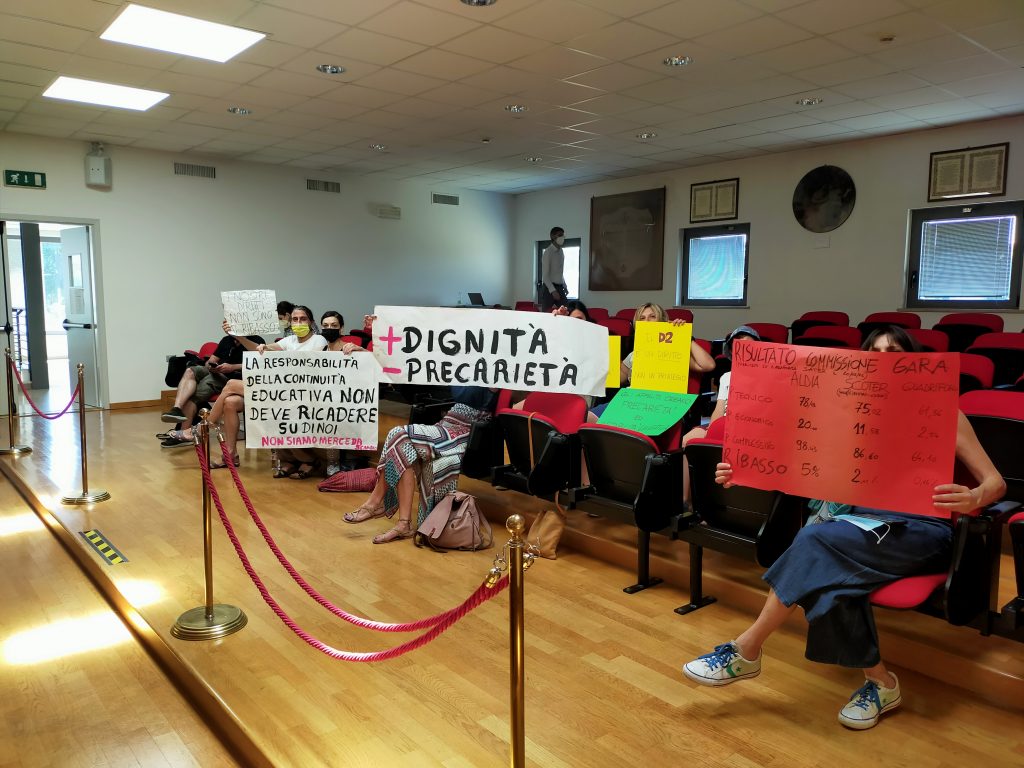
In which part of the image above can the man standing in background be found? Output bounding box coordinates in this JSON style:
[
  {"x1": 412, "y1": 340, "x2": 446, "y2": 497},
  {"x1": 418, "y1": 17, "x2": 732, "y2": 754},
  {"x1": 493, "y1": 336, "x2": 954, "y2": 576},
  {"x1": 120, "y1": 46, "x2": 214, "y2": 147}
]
[{"x1": 539, "y1": 226, "x2": 568, "y2": 311}]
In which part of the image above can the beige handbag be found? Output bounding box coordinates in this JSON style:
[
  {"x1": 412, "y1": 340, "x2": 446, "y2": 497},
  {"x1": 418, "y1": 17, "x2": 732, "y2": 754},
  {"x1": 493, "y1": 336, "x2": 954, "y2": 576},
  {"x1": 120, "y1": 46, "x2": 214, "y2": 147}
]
[{"x1": 524, "y1": 412, "x2": 566, "y2": 559}]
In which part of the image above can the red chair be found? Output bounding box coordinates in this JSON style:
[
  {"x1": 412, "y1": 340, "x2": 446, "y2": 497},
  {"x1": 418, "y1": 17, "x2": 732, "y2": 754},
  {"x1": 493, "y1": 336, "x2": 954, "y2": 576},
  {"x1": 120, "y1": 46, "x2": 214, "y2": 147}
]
[
  {"x1": 959, "y1": 353, "x2": 995, "y2": 393},
  {"x1": 907, "y1": 328, "x2": 948, "y2": 352},
  {"x1": 965, "y1": 332, "x2": 1024, "y2": 387},
  {"x1": 792, "y1": 325, "x2": 862, "y2": 349},
  {"x1": 857, "y1": 311, "x2": 921, "y2": 340},
  {"x1": 340, "y1": 335, "x2": 365, "y2": 347},
  {"x1": 790, "y1": 311, "x2": 849, "y2": 340},
  {"x1": 933, "y1": 312, "x2": 1004, "y2": 352},
  {"x1": 572, "y1": 423, "x2": 688, "y2": 593},
  {"x1": 588, "y1": 307, "x2": 609, "y2": 321},
  {"x1": 614, "y1": 308, "x2": 636, "y2": 321},
  {"x1": 747, "y1": 323, "x2": 788, "y2": 344},
  {"x1": 596, "y1": 317, "x2": 631, "y2": 336},
  {"x1": 493, "y1": 392, "x2": 588, "y2": 496},
  {"x1": 189, "y1": 341, "x2": 219, "y2": 360},
  {"x1": 514, "y1": 300, "x2": 538, "y2": 312},
  {"x1": 666, "y1": 308, "x2": 694, "y2": 323},
  {"x1": 959, "y1": 389, "x2": 1024, "y2": 505}
]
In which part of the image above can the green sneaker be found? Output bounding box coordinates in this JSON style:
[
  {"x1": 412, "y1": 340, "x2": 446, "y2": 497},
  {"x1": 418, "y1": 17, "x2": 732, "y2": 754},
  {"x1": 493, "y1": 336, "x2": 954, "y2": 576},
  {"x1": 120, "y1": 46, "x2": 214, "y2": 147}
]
[
  {"x1": 683, "y1": 642, "x2": 761, "y2": 686},
  {"x1": 838, "y1": 675, "x2": 901, "y2": 730}
]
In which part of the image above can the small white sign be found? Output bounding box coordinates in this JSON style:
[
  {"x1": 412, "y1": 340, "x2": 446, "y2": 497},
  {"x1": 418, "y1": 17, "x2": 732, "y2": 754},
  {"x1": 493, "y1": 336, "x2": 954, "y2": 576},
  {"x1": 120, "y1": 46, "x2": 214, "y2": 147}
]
[{"x1": 222, "y1": 289, "x2": 279, "y2": 336}]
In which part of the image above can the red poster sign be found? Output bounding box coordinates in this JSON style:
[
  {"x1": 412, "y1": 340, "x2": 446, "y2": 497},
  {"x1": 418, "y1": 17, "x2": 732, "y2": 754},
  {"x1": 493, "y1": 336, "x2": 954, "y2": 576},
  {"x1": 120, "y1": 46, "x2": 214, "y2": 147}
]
[{"x1": 723, "y1": 341, "x2": 961, "y2": 517}]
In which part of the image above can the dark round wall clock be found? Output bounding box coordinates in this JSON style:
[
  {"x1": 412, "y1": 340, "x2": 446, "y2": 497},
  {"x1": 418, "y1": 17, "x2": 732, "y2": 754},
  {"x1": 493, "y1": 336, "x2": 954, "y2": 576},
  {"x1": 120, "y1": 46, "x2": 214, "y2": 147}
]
[{"x1": 792, "y1": 165, "x2": 856, "y2": 233}]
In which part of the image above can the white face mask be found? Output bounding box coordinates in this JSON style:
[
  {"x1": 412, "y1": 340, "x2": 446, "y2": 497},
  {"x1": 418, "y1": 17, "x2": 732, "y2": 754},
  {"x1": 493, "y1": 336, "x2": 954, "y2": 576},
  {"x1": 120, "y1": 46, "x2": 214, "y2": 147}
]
[{"x1": 554, "y1": 235, "x2": 565, "y2": 246}]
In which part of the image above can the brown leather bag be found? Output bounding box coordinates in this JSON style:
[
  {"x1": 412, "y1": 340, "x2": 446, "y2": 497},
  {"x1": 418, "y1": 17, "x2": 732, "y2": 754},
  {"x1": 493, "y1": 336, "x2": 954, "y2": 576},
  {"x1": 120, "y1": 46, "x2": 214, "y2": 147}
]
[
  {"x1": 525, "y1": 412, "x2": 566, "y2": 559},
  {"x1": 415, "y1": 491, "x2": 493, "y2": 552}
]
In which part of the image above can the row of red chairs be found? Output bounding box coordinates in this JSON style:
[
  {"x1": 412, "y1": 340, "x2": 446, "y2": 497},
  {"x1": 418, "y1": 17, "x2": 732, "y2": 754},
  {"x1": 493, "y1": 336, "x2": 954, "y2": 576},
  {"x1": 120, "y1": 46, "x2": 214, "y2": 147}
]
[{"x1": 462, "y1": 385, "x2": 1024, "y2": 641}]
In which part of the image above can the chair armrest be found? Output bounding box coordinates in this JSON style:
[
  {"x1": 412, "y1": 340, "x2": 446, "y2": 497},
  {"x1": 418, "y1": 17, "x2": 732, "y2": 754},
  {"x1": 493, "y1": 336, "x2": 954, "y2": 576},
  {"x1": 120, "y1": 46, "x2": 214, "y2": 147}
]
[
  {"x1": 634, "y1": 450, "x2": 685, "y2": 532},
  {"x1": 409, "y1": 399, "x2": 454, "y2": 425},
  {"x1": 985, "y1": 500, "x2": 1022, "y2": 525}
]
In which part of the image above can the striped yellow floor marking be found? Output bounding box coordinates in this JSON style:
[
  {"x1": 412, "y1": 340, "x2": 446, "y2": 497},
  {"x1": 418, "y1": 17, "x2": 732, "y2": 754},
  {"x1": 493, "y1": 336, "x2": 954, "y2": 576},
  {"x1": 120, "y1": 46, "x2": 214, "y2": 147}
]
[{"x1": 79, "y1": 529, "x2": 128, "y2": 565}]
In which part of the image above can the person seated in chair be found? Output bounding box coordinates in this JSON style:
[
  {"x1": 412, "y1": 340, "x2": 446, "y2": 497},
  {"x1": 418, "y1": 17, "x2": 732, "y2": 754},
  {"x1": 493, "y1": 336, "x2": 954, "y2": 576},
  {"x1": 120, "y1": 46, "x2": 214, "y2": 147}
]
[
  {"x1": 343, "y1": 386, "x2": 498, "y2": 544},
  {"x1": 682, "y1": 325, "x2": 1006, "y2": 730},
  {"x1": 682, "y1": 325, "x2": 761, "y2": 445},
  {"x1": 160, "y1": 331, "x2": 263, "y2": 433}
]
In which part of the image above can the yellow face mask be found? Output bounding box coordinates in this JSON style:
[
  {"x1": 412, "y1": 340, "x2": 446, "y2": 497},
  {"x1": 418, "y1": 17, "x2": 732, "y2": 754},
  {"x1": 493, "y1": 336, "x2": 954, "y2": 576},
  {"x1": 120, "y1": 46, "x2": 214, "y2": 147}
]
[{"x1": 291, "y1": 323, "x2": 310, "y2": 337}]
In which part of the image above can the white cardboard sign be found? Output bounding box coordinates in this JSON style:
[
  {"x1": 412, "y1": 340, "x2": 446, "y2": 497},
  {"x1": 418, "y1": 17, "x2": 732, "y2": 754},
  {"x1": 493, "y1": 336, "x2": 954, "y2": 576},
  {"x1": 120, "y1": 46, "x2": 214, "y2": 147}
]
[{"x1": 222, "y1": 289, "x2": 279, "y2": 336}]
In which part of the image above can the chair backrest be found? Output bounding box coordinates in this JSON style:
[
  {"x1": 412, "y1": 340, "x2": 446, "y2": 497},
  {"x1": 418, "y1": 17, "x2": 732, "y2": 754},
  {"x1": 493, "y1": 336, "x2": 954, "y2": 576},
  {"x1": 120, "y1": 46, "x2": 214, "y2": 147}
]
[
  {"x1": 340, "y1": 335, "x2": 364, "y2": 346},
  {"x1": 907, "y1": 328, "x2": 949, "y2": 352},
  {"x1": 578, "y1": 424, "x2": 662, "y2": 507},
  {"x1": 790, "y1": 311, "x2": 848, "y2": 339},
  {"x1": 862, "y1": 311, "x2": 922, "y2": 328},
  {"x1": 960, "y1": 390, "x2": 1024, "y2": 504},
  {"x1": 198, "y1": 341, "x2": 219, "y2": 358},
  {"x1": 966, "y1": 333, "x2": 1024, "y2": 386},
  {"x1": 614, "y1": 308, "x2": 636, "y2": 320},
  {"x1": 746, "y1": 322, "x2": 788, "y2": 344},
  {"x1": 588, "y1": 307, "x2": 609, "y2": 320},
  {"x1": 516, "y1": 391, "x2": 588, "y2": 435},
  {"x1": 666, "y1": 308, "x2": 694, "y2": 323},
  {"x1": 938, "y1": 312, "x2": 1003, "y2": 332},
  {"x1": 793, "y1": 325, "x2": 862, "y2": 349},
  {"x1": 597, "y1": 317, "x2": 632, "y2": 336},
  {"x1": 514, "y1": 300, "x2": 538, "y2": 312},
  {"x1": 958, "y1": 353, "x2": 995, "y2": 393}
]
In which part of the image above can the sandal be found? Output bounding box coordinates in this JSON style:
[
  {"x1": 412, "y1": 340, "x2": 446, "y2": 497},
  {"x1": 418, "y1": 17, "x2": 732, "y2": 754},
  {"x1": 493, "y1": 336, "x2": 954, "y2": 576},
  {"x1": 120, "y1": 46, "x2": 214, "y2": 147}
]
[
  {"x1": 343, "y1": 501, "x2": 385, "y2": 524},
  {"x1": 211, "y1": 454, "x2": 240, "y2": 470},
  {"x1": 372, "y1": 519, "x2": 415, "y2": 544},
  {"x1": 288, "y1": 462, "x2": 317, "y2": 480},
  {"x1": 274, "y1": 462, "x2": 297, "y2": 479}
]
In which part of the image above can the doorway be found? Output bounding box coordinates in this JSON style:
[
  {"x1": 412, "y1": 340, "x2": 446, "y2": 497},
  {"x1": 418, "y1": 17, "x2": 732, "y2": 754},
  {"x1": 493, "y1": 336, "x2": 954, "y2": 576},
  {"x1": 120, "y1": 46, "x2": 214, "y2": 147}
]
[
  {"x1": 534, "y1": 236, "x2": 582, "y2": 306},
  {"x1": 1, "y1": 219, "x2": 103, "y2": 414}
]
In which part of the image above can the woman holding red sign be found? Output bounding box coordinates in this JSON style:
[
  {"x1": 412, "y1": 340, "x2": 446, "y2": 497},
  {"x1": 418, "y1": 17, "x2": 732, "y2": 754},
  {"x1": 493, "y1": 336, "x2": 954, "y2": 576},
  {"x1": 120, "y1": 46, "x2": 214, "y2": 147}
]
[{"x1": 682, "y1": 326, "x2": 1005, "y2": 730}]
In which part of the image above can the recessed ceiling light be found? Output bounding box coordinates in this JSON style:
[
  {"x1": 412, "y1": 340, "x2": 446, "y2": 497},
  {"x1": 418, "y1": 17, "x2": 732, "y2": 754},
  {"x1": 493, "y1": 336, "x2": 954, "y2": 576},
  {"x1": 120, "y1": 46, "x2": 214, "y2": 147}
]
[
  {"x1": 315, "y1": 64, "x2": 346, "y2": 74},
  {"x1": 369, "y1": 143, "x2": 387, "y2": 151},
  {"x1": 663, "y1": 55, "x2": 692, "y2": 67},
  {"x1": 504, "y1": 104, "x2": 528, "y2": 113},
  {"x1": 43, "y1": 76, "x2": 168, "y2": 111},
  {"x1": 795, "y1": 97, "x2": 823, "y2": 106},
  {"x1": 227, "y1": 106, "x2": 252, "y2": 115},
  {"x1": 525, "y1": 156, "x2": 543, "y2": 163},
  {"x1": 636, "y1": 132, "x2": 657, "y2": 139},
  {"x1": 100, "y1": 4, "x2": 265, "y2": 63},
  {"x1": 461, "y1": 0, "x2": 498, "y2": 5}
]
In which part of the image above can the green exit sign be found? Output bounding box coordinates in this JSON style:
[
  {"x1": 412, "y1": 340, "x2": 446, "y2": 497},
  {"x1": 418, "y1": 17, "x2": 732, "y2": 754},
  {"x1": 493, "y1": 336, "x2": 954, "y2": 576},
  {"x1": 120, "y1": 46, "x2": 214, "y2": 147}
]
[{"x1": 4, "y1": 170, "x2": 46, "y2": 189}]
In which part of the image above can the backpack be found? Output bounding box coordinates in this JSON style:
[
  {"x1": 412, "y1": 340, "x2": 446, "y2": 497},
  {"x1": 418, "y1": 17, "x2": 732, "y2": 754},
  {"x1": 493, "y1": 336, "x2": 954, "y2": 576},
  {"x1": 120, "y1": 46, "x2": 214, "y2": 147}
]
[
  {"x1": 415, "y1": 492, "x2": 492, "y2": 552},
  {"x1": 164, "y1": 351, "x2": 204, "y2": 387}
]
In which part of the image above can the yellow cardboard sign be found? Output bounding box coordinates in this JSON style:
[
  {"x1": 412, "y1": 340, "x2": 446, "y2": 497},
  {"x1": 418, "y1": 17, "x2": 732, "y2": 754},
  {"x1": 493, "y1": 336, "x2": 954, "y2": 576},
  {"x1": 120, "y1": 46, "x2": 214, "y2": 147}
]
[
  {"x1": 606, "y1": 335, "x2": 621, "y2": 388},
  {"x1": 629, "y1": 321, "x2": 694, "y2": 394}
]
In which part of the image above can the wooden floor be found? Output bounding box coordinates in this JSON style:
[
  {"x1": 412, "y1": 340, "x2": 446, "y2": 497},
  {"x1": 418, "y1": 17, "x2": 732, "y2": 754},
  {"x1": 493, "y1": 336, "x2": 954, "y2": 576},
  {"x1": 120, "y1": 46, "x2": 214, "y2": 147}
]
[{"x1": 1, "y1": 405, "x2": 1023, "y2": 768}]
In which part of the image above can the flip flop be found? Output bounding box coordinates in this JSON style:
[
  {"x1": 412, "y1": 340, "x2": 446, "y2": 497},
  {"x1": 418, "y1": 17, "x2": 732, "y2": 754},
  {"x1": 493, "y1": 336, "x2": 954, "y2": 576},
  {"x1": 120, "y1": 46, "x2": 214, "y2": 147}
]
[
  {"x1": 210, "y1": 454, "x2": 240, "y2": 469},
  {"x1": 343, "y1": 502, "x2": 385, "y2": 523}
]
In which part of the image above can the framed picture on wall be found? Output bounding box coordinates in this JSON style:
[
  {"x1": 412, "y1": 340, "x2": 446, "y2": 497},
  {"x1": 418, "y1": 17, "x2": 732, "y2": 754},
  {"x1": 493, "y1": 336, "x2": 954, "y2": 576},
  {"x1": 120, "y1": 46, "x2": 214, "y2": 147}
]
[
  {"x1": 589, "y1": 187, "x2": 666, "y2": 291},
  {"x1": 928, "y1": 143, "x2": 1008, "y2": 201},
  {"x1": 690, "y1": 178, "x2": 739, "y2": 222}
]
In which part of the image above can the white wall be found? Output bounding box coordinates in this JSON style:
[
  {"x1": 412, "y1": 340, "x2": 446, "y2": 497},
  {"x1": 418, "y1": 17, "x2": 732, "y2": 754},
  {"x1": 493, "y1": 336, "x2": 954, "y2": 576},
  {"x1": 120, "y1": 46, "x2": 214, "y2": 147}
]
[
  {"x1": 513, "y1": 115, "x2": 1024, "y2": 341},
  {"x1": 0, "y1": 133, "x2": 514, "y2": 404}
]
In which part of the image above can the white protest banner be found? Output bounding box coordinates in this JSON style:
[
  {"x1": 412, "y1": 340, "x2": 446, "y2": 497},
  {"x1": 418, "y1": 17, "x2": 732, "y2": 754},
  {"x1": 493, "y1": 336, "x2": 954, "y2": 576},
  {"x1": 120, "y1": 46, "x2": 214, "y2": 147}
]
[
  {"x1": 243, "y1": 351, "x2": 381, "y2": 451},
  {"x1": 222, "y1": 289, "x2": 279, "y2": 336},
  {"x1": 371, "y1": 306, "x2": 609, "y2": 396}
]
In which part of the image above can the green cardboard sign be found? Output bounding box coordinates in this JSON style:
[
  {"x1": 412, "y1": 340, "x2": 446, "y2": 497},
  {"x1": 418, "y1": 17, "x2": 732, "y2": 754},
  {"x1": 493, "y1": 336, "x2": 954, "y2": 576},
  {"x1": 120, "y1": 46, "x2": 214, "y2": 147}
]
[{"x1": 597, "y1": 388, "x2": 698, "y2": 435}]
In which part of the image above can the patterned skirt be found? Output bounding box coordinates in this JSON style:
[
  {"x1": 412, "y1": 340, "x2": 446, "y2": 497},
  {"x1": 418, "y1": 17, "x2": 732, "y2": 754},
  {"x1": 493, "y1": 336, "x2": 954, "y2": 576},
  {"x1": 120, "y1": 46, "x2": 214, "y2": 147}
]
[{"x1": 377, "y1": 403, "x2": 489, "y2": 525}]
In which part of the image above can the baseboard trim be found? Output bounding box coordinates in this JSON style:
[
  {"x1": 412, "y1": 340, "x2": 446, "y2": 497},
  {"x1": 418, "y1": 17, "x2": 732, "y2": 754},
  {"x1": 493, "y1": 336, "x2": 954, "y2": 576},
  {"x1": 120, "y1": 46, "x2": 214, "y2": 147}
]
[{"x1": 110, "y1": 399, "x2": 160, "y2": 410}]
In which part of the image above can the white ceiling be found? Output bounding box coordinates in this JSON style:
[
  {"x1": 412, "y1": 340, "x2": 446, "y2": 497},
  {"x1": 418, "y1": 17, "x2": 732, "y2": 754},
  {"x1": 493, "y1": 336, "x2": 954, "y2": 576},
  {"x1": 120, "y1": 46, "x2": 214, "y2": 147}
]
[{"x1": 1, "y1": 0, "x2": 1022, "y2": 193}]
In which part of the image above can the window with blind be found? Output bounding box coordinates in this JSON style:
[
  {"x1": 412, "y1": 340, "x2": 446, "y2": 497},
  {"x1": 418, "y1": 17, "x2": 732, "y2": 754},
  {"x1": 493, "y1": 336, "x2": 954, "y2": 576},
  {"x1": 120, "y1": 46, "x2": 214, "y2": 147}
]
[
  {"x1": 906, "y1": 201, "x2": 1023, "y2": 309},
  {"x1": 679, "y1": 223, "x2": 749, "y2": 306}
]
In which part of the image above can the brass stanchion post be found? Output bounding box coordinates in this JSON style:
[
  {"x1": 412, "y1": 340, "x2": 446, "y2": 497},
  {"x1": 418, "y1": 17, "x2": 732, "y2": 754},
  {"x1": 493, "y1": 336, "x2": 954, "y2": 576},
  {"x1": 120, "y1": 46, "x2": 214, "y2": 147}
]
[
  {"x1": 172, "y1": 409, "x2": 247, "y2": 641},
  {"x1": 61, "y1": 363, "x2": 108, "y2": 503},
  {"x1": 507, "y1": 513, "x2": 526, "y2": 768},
  {"x1": 0, "y1": 348, "x2": 31, "y2": 455}
]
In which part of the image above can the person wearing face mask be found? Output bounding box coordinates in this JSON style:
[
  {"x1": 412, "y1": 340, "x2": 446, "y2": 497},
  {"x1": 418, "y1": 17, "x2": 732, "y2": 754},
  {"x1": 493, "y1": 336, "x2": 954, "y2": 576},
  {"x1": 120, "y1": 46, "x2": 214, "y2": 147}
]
[
  {"x1": 277, "y1": 300, "x2": 295, "y2": 337},
  {"x1": 539, "y1": 226, "x2": 568, "y2": 311}
]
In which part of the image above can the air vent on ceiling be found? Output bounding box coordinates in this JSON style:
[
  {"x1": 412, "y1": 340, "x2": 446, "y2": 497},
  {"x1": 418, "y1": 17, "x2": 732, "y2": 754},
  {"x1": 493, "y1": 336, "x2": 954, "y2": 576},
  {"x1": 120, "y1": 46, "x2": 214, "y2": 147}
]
[
  {"x1": 431, "y1": 192, "x2": 460, "y2": 206},
  {"x1": 307, "y1": 178, "x2": 340, "y2": 193},
  {"x1": 374, "y1": 205, "x2": 401, "y2": 220},
  {"x1": 173, "y1": 162, "x2": 216, "y2": 179}
]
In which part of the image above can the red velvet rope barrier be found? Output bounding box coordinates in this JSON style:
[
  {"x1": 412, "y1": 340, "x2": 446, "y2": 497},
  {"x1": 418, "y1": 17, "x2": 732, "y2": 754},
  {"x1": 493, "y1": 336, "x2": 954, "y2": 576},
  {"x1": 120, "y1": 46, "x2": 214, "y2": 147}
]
[
  {"x1": 195, "y1": 442, "x2": 509, "y2": 661},
  {"x1": 216, "y1": 439, "x2": 490, "y2": 632},
  {"x1": 7, "y1": 357, "x2": 81, "y2": 420}
]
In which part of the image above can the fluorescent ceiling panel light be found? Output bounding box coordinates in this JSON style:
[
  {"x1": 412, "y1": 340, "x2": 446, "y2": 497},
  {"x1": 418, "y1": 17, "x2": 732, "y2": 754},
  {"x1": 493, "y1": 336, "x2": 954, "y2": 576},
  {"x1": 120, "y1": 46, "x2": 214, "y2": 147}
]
[
  {"x1": 43, "y1": 76, "x2": 168, "y2": 111},
  {"x1": 101, "y1": 4, "x2": 265, "y2": 63}
]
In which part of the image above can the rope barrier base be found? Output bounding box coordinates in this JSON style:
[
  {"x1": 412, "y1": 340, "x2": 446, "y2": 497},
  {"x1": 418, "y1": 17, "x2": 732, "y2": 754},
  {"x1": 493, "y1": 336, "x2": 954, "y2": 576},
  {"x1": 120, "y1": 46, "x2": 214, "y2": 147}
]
[
  {"x1": 0, "y1": 444, "x2": 32, "y2": 455},
  {"x1": 61, "y1": 487, "x2": 111, "y2": 505},
  {"x1": 172, "y1": 603, "x2": 248, "y2": 641}
]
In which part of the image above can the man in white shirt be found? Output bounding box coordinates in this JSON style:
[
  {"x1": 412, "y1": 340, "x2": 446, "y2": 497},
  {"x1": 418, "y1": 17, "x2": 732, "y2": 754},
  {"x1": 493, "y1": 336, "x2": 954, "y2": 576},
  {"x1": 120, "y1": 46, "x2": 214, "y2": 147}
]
[{"x1": 539, "y1": 226, "x2": 568, "y2": 311}]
